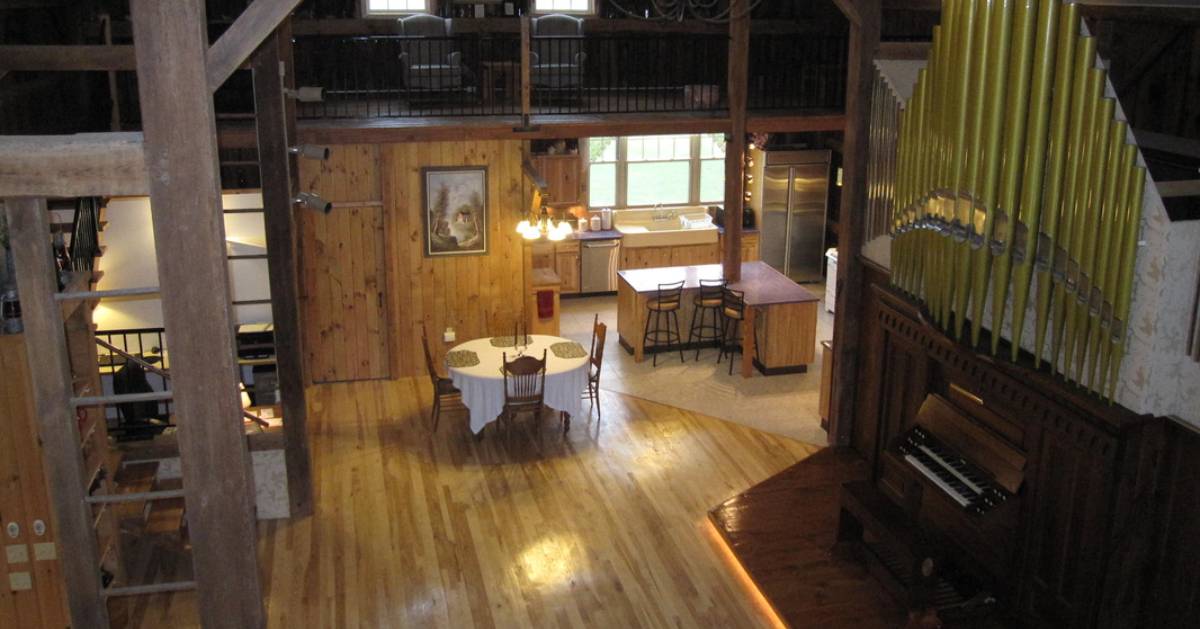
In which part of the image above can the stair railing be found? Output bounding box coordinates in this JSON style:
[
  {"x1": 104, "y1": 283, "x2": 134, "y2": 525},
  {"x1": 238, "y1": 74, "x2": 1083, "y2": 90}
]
[{"x1": 94, "y1": 336, "x2": 269, "y2": 428}]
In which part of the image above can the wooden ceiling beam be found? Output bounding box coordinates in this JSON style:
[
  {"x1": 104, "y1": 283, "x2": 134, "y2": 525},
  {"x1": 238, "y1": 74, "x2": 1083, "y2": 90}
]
[
  {"x1": 832, "y1": 0, "x2": 864, "y2": 27},
  {"x1": 207, "y1": 0, "x2": 303, "y2": 92},
  {"x1": 0, "y1": 133, "x2": 147, "y2": 197},
  {"x1": 0, "y1": 45, "x2": 137, "y2": 71}
]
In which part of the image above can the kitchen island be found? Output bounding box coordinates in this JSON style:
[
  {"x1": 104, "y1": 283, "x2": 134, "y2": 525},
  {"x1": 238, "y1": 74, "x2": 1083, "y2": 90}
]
[{"x1": 616, "y1": 261, "x2": 820, "y2": 377}]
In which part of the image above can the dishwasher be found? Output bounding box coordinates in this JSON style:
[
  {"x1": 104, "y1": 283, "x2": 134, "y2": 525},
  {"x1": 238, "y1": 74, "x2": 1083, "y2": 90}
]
[{"x1": 580, "y1": 239, "x2": 621, "y2": 293}]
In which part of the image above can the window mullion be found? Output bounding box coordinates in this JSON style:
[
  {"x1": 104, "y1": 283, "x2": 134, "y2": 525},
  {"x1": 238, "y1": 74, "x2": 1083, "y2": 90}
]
[{"x1": 617, "y1": 137, "x2": 628, "y2": 208}]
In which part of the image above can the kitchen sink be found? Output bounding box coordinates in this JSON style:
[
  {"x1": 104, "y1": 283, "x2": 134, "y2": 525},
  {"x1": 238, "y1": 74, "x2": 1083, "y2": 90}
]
[{"x1": 614, "y1": 208, "x2": 718, "y2": 248}]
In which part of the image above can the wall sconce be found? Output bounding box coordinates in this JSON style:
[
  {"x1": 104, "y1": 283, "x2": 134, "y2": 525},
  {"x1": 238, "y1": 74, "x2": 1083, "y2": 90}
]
[
  {"x1": 289, "y1": 145, "x2": 331, "y2": 160},
  {"x1": 294, "y1": 191, "x2": 332, "y2": 214},
  {"x1": 284, "y1": 86, "x2": 324, "y2": 102}
]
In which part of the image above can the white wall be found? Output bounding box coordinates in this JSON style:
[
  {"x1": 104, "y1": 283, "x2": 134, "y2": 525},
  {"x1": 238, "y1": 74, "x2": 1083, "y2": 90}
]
[{"x1": 94, "y1": 191, "x2": 273, "y2": 331}]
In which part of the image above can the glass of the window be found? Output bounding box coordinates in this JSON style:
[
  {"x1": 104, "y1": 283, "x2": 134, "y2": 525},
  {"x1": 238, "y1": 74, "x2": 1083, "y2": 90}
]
[
  {"x1": 365, "y1": 0, "x2": 428, "y2": 14},
  {"x1": 534, "y1": 0, "x2": 593, "y2": 14}
]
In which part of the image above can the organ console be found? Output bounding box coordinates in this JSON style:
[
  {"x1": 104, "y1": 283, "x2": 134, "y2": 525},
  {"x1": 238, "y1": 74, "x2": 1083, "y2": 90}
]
[{"x1": 839, "y1": 276, "x2": 1161, "y2": 629}]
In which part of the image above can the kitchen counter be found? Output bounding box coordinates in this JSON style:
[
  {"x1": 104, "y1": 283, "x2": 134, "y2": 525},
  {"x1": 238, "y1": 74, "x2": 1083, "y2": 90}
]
[
  {"x1": 571, "y1": 229, "x2": 623, "y2": 241},
  {"x1": 616, "y1": 261, "x2": 818, "y2": 377}
]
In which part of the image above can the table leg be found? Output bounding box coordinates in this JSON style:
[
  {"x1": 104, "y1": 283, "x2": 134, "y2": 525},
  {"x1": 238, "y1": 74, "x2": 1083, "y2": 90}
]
[{"x1": 742, "y1": 306, "x2": 756, "y2": 378}]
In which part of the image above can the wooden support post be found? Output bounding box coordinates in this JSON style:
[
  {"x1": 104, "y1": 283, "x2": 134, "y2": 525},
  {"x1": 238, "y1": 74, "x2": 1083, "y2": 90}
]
[
  {"x1": 129, "y1": 1, "x2": 267, "y2": 627},
  {"x1": 520, "y1": 16, "x2": 532, "y2": 128},
  {"x1": 829, "y1": 0, "x2": 881, "y2": 446},
  {"x1": 207, "y1": 0, "x2": 305, "y2": 93},
  {"x1": 5, "y1": 198, "x2": 108, "y2": 628},
  {"x1": 723, "y1": 0, "x2": 750, "y2": 281},
  {"x1": 251, "y1": 22, "x2": 313, "y2": 516}
]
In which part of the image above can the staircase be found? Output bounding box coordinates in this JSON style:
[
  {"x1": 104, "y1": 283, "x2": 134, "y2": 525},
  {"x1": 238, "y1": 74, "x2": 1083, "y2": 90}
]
[{"x1": 49, "y1": 196, "x2": 107, "y2": 290}]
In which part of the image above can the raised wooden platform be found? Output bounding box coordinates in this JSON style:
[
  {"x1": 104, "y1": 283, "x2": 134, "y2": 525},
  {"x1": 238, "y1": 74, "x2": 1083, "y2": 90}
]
[{"x1": 707, "y1": 448, "x2": 906, "y2": 628}]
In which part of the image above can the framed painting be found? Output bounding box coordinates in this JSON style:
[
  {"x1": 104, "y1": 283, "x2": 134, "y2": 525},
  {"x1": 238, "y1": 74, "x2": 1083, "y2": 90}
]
[{"x1": 422, "y1": 166, "x2": 488, "y2": 256}]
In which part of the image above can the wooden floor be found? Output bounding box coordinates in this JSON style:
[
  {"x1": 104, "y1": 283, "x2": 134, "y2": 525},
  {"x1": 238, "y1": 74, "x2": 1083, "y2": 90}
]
[
  {"x1": 111, "y1": 378, "x2": 818, "y2": 628},
  {"x1": 708, "y1": 450, "x2": 906, "y2": 628}
]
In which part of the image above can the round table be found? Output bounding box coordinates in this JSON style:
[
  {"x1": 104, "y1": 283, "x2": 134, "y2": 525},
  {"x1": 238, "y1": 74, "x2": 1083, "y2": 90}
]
[{"x1": 447, "y1": 334, "x2": 590, "y2": 434}]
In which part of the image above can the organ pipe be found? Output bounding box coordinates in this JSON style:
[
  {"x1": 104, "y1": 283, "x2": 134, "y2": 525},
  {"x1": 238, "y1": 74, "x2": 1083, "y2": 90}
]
[{"x1": 888, "y1": 0, "x2": 1147, "y2": 398}]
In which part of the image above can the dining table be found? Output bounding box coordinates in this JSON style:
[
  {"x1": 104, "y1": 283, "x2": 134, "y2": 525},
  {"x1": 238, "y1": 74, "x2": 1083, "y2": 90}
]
[{"x1": 446, "y1": 334, "x2": 590, "y2": 435}]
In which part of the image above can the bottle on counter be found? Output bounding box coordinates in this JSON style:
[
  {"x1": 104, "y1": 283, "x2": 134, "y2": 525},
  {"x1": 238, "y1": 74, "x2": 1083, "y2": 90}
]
[
  {"x1": 590, "y1": 215, "x2": 602, "y2": 231},
  {"x1": 601, "y1": 208, "x2": 613, "y2": 230}
]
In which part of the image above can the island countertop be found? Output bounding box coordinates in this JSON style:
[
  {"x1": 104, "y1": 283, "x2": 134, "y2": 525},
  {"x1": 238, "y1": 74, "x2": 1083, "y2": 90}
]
[{"x1": 617, "y1": 261, "x2": 819, "y2": 306}]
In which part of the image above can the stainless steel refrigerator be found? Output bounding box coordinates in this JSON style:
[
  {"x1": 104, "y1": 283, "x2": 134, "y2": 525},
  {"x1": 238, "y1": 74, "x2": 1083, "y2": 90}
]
[{"x1": 758, "y1": 150, "x2": 831, "y2": 283}]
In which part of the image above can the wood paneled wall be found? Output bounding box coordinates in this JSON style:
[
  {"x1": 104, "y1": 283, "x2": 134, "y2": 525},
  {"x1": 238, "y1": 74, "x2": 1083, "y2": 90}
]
[{"x1": 299, "y1": 140, "x2": 527, "y2": 380}]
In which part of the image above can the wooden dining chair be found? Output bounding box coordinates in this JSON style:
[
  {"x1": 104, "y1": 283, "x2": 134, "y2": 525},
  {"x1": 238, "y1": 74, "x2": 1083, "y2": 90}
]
[
  {"x1": 501, "y1": 350, "x2": 547, "y2": 435},
  {"x1": 422, "y1": 328, "x2": 462, "y2": 432},
  {"x1": 582, "y1": 315, "x2": 607, "y2": 423}
]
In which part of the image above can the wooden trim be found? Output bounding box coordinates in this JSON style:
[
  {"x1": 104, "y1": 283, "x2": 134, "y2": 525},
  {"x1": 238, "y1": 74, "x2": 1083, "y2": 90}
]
[
  {"x1": 215, "y1": 112, "x2": 846, "y2": 147},
  {"x1": 877, "y1": 41, "x2": 931, "y2": 60},
  {"x1": 721, "y1": 1, "x2": 750, "y2": 281},
  {"x1": 832, "y1": 0, "x2": 864, "y2": 27},
  {"x1": 829, "y1": 0, "x2": 881, "y2": 446},
  {"x1": 0, "y1": 133, "x2": 147, "y2": 197},
  {"x1": 5, "y1": 198, "x2": 109, "y2": 628},
  {"x1": 520, "y1": 16, "x2": 532, "y2": 125},
  {"x1": 0, "y1": 45, "x2": 136, "y2": 71},
  {"x1": 129, "y1": 0, "x2": 267, "y2": 626},
  {"x1": 208, "y1": 0, "x2": 304, "y2": 92},
  {"x1": 251, "y1": 22, "x2": 314, "y2": 516}
]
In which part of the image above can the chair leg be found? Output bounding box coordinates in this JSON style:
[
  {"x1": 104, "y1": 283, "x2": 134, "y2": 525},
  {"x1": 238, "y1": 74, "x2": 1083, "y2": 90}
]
[
  {"x1": 651, "y1": 310, "x2": 661, "y2": 367},
  {"x1": 717, "y1": 316, "x2": 729, "y2": 365},
  {"x1": 671, "y1": 310, "x2": 684, "y2": 363},
  {"x1": 728, "y1": 319, "x2": 740, "y2": 376}
]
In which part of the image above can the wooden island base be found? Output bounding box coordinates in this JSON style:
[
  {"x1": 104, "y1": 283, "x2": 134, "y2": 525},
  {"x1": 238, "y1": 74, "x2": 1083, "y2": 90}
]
[{"x1": 616, "y1": 261, "x2": 819, "y2": 377}]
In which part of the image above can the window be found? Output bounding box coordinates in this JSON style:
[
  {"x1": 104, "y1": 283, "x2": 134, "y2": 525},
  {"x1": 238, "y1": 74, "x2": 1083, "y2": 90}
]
[
  {"x1": 533, "y1": 0, "x2": 594, "y2": 15},
  {"x1": 587, "y1": 134, "x2": 726, "y2": 208},
  {"x1": 364, "y1": 0, "x2": 429, "y2": 16}
]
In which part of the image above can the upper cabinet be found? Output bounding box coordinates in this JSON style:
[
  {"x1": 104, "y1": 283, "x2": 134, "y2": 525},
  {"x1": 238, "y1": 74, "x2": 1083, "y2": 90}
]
[{"x1": 532, "y1": 154, "x2": 582, "y2": 207}]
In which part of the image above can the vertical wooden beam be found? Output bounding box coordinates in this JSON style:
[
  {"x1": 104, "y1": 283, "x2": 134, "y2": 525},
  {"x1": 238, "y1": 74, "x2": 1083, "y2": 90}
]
[
  {"x1": 129, "y1": 1, "x2": 267, "y2": 627},
  {"x1": 830, "y1": 0, "x2": 881, "y2": 446},
  {"x1": 5, "y1": 198, "x2": 108, "y2": 629},
  {"x1": 520, "y1": 16, "x2": 533, "y2": 128},
  {"x1": 251, "y1": 22, "x2": 313, "y2": 516},
  {"x1": 723, "y1": 0, "x2": 750, "y2": 281}
]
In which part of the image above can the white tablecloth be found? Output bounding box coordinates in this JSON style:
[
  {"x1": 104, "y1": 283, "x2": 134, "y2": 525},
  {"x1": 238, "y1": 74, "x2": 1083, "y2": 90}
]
[{"x1": 447, "y1": 334, "x2": 589, "y2": 434}]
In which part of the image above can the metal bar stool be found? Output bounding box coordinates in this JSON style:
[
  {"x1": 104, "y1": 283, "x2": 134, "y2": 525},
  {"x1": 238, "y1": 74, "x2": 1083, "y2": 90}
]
[
  {"x1": 716, "y1": 287, "x2": 756, "y2": 375},
  {"x1": 687, "y1": 278, "x2": 727, "y2": 361},
  {"x1": 642, "y1": 280, "x2": 685, "y2": 366}
]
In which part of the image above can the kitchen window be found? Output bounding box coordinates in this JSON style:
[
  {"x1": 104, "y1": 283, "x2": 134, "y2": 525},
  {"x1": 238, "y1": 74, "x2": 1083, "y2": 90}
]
[
  {"x1": 587, "y1": 134, "x2": 726, "y2": 208},
  {"x1": 533, "y1": 0, "x2": 595, "y2": 15},
  {"x1": 363, "y1": 0, "x2": 429, "y2": 16}
]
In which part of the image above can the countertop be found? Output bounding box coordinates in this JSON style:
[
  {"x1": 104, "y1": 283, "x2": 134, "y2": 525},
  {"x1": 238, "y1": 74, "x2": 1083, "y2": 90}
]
[
  {"x1": 715, "y1": 226, "x2": 761, "y2": 235},
  {"x1": 570, "y1": 229, "x2": 623, "y2": 241},
  {"x1": 617, "y1": 261, "x2": 819, "y2": 306}
]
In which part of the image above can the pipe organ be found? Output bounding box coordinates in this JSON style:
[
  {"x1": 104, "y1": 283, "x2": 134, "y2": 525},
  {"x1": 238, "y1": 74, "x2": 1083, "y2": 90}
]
[{"x1": 890, "y1": 0, "x2": 1146, "y2": 399}]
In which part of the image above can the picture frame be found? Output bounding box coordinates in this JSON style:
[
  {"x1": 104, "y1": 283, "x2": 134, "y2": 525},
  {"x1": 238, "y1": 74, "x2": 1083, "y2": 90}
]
[{"x1": 422, "y1": 166, "x2": 488, "y2": 257}]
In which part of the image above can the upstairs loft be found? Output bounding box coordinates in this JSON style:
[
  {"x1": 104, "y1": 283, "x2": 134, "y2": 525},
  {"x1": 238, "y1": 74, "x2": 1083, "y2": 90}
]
[{"x1": 1, "y1": 10, "x2": 858, "y2": 149}]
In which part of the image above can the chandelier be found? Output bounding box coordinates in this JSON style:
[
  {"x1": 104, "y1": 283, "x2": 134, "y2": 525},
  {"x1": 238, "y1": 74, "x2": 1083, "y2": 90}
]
[{"x1": 605, "y1": 0, "x2": 766, "y2": 23}]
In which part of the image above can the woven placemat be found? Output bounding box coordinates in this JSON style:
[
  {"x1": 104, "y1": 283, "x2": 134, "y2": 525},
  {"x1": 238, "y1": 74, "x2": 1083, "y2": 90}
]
[
  {"x1": 489, "y1": 335, "x2": 532, "y2": 347},
  {"x1": 550, "y1": 341, "x2": 587, "y2": 359},
  {"x1": 445, "y1": 350, "x2": 479, "y2": 368}
]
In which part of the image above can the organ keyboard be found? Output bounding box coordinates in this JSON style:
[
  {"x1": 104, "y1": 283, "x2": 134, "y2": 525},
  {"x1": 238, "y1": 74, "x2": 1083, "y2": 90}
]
[{"x1": 897, "y1": 425, "x2": 1012, "y2": 514}]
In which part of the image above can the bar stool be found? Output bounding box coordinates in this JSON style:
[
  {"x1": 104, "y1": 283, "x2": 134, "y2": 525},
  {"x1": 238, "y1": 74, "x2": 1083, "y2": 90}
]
[
  {"x1": 687, "y1": 278, "x2": 726, "y2": 361},
  {"x1": 642, "y1": 280, "x2": 685, "y2": 366},
  {"x1": 716, "y1": 287, "x2": 750, "y2": 375}
]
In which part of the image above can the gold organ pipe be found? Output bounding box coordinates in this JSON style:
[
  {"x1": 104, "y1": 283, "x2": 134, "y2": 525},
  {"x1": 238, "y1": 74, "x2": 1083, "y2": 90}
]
[
  {"x1": 1050, "y1": 67, "x2": 1103, "y2": 373},
  {"x1": 926, "y1": 23, "x2": 946, "y2": 320},
  {"x1": 1106, "y1": 166, "x2": 1146, "y2": 399},
  {"x1": 1032, "y1": 6, "x2": 1084, "y2": 368},
  {"x1": 944, "y1": 0, "x2": 975, "y2": 328},
  {"x1": 1075, "y1": 117, "x2": 1126, "y2": 384},
  {"x1": 969, "y1": 0, "x2": 1015, "y2": 346},
  {"x1": 1088, "y1": 143, "x2": 1135, "y2": 390},
  {"x1": 988, "y1": 0, "x2": 1039, "y2": 355},
  {"x1": 953, "y1": 0, "x2": 995, "y2": 338},
  {"x1": 1007, "y1": 0, "x2": 1061, "y2": 361},
  {"x1": 1063, "y1": 95, "x2": 1115, "y2": 375}
]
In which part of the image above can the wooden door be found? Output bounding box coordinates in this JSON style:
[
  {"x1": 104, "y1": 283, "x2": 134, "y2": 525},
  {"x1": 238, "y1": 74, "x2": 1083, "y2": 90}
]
[{"x1": 300, "y1": 205, "x2": 391, "y2": 383}]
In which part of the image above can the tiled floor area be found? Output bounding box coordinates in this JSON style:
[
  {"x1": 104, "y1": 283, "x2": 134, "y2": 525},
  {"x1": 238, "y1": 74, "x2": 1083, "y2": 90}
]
[{"x1": 559, "y1": 287, "x2": 835, "y2": 446}]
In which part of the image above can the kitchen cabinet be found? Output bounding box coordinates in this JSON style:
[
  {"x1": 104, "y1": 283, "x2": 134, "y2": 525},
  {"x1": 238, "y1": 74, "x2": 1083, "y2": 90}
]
[
  {"x1": 532, "y1": 154, "x2": 582, "y2": 207},
  {"x1": 718, "y1": 232, "x2": 760, "y2": 262},
  {"x1": 554, "y1": 240, "x2": 581, "y2": 294},
  {"x1": 619, "y1": 242, "x2": 720, "y2": 270}
]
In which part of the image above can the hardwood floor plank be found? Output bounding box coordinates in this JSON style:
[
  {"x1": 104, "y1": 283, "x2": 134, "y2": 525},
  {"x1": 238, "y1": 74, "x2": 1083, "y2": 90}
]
[{"x1": 113, "y1": 378, "x2": 816, "y2": 628}]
